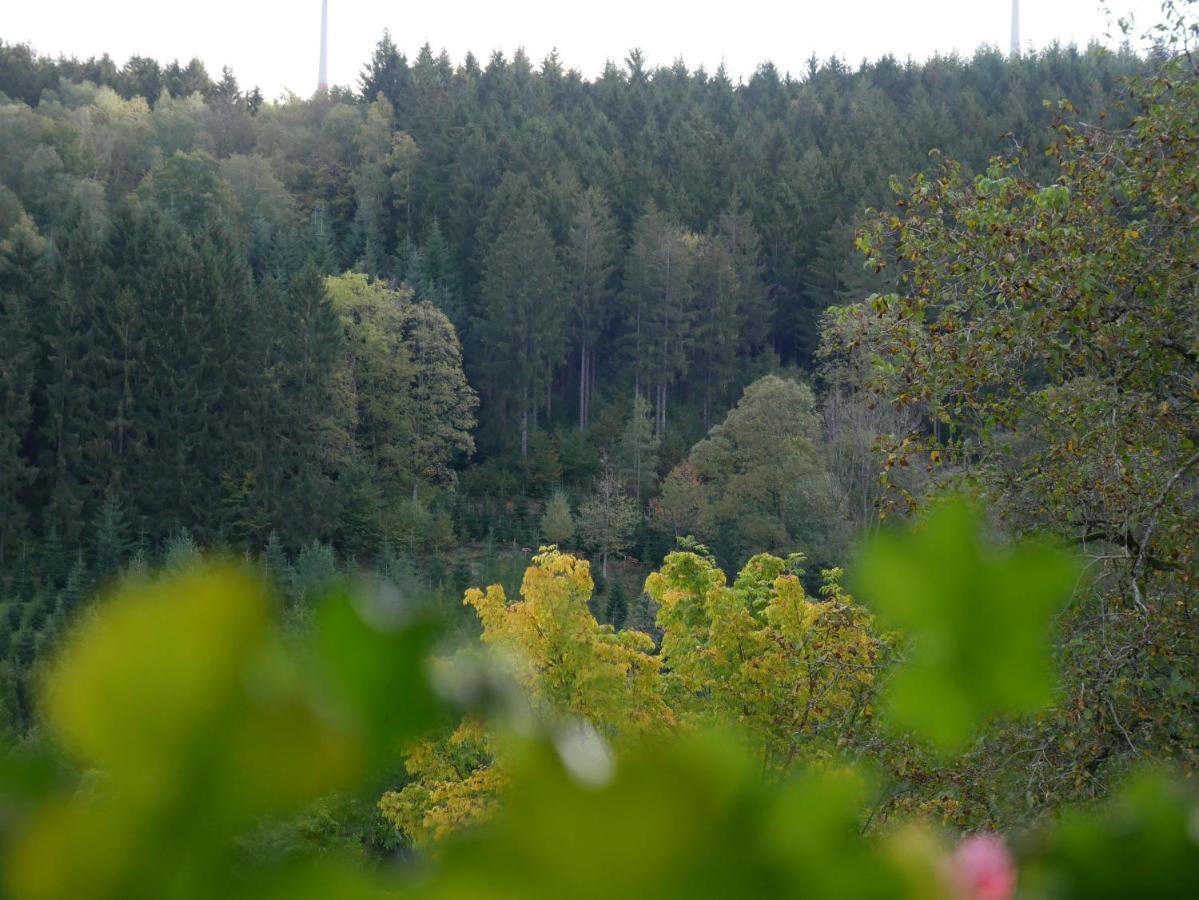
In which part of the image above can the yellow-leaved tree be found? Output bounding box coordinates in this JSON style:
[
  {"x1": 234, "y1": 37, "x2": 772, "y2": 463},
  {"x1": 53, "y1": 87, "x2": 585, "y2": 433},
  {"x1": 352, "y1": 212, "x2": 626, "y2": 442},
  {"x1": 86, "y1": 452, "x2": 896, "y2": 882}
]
[
  {"x1": 380, "y1": 548, "x2": 671, "y2": 846},
  {"x1": 648, "y1": 550, "x2": 881, "y2": 773}
]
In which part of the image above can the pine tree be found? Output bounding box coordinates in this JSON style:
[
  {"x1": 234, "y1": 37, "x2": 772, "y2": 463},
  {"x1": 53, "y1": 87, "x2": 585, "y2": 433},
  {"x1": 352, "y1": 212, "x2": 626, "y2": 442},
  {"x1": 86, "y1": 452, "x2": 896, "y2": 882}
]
[
  {"x1": 263, "y1": 529, "x2": 290, "y2": 582},
  {"x1": 360, "y1": 30, "x2": 409, "y2": 107},
  {"x1": 354, "y1": 94, "x2": 399, "y2": 277},
  {"x1": 718, "y1": 197, "x2": 771, "y2": 357},
  {"x1": 263, "y1": 266, "x2": 344, "y2": 547},
  {"x1": 577, "y1": 461, "x2": 641, "y2": 578},
  {"x1": 12, "y1": 627, "x2": 35, "y2": 668},
  {"x1": 691, "y1": 235, "x2": 742, "y2": 429},
  {"x1": 61, "y1": 550, "x2": 88, "y2": 616},
  {"x1": 293, "y1": 541, "x2": 338, "y2": 606},
  {"x1": 163, "y1": 528, "x2": 200, "y2": 572},
  {"x1": 40, "y1": 521, "x2": 66, "y2": 594},
  {"x1": 12, "y1": 543, "x2": 35, "y2": 602}
]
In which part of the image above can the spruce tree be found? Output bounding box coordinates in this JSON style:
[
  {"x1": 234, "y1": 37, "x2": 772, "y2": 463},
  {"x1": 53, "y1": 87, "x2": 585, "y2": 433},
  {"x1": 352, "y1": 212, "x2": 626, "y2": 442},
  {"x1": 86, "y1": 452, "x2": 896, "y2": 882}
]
[
  {"x1": 623, "y1": 204, "x2": 696, "y2": 435},
  {"x1": 359, "y1": 30, "x2": 409, "y2": 107},
  {"x1": 617, "y1": 393, "x2": 660, "y2": 503},
  {"x1": 605, "y1": 579, "x2": 628, "y2": 631},
  {"x1": 263, "y1": 530, "x2": 290, "y2": 583},
  {"x1": 12, "y1": 627, "x2": 35, "y2": 669},
  {"x1": 40, "y1": 523, "x2": 66, "y2": 592},
  {"x1": 0, "y1": 217, "x2": 39, "y2": 563},
  {"x1": 577, "y1": 461, "x2": 641, "y2": 578},
  {"x1": 565, "y1": 188, "x2": 618, "y2": 430},
  {"x1": 474, "y1": 206, "x2": 568, "y2": 459},
  {"x1": 92, "y1": 492, "x2": 131, "y2": 584},
  {"x1": 61, "y1": 551, "x2": 88, "y2": 616}
]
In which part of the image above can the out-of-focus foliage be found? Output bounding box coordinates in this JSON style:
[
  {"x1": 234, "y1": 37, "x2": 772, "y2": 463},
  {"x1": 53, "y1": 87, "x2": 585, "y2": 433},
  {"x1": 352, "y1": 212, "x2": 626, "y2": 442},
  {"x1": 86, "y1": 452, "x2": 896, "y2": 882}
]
[
  {"x1": 2, "y1": 509, "x2": 1198, "y2": 899},
  {"x1": 1, "y1": 565, "x2": 442, "y2": 900},
  {"x1": 1019, "y1": 770, "x2": 1199, "y2": 900},
  {"x1": 856, "y1": 500, "x2": 1078, "y2": 753},
  {"x1": 407, "y1": 738, "x2": 931, "y2": 900}
]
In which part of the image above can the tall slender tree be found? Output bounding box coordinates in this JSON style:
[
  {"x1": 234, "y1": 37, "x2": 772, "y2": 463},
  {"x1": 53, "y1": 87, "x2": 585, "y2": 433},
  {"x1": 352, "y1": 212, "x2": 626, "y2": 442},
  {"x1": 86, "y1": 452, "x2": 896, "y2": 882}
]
[
  {"x1": 475, "y1": 206, "x2": 567, "y2": 458},
  {"x1": 565, "y1": 187, "x2": 618, "y2": 430}
]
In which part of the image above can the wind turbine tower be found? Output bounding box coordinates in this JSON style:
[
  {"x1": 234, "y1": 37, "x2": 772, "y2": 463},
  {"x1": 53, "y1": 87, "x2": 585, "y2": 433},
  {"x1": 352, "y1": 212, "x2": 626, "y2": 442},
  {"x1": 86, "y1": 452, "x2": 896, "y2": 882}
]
[
  {"x1": 1010, "y1": 0, "x2": 1021, "y2": 56},
  {"x1": 318, "y1": 0, "x2": 329, "y2": 92}
]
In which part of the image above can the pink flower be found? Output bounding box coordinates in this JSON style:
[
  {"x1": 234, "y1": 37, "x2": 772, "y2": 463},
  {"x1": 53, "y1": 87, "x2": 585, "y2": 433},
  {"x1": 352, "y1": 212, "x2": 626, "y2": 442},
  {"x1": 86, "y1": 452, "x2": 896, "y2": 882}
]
[{"x1": 947, "y1": 834, "x2": 1017, "y2": 900}]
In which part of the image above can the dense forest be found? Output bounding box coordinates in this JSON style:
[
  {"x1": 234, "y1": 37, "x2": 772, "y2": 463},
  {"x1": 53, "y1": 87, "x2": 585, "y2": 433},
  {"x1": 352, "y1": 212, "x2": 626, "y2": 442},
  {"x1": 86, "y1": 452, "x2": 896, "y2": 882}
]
[
  {"x1": 0, "y1": 32, "x2": 1150, "y2": 568},
  {"x1": 1, "y1": 3, "x2": 1198, "y2": 892}
]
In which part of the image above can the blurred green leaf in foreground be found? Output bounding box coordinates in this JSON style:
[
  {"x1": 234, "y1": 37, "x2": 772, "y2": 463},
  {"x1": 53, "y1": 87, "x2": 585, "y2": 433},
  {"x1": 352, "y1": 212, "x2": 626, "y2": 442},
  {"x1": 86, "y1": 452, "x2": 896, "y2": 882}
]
[
  {"x1": 2, "y1": 565, "x2": 442, "y2": 900},
  {"x1": 855, "y1": 499, "x2": 1079, "y2": 753},
  {"x1": 1, "y1": 509, "x2": 1197, "y2": 900}
]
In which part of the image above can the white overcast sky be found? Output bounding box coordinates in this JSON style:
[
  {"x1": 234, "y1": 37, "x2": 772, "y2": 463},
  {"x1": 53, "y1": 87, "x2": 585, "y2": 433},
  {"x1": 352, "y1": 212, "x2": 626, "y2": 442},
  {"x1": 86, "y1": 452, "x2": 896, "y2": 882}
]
[{"x1": 3, "y1": 1, "x2": 1167, "y2": 99}]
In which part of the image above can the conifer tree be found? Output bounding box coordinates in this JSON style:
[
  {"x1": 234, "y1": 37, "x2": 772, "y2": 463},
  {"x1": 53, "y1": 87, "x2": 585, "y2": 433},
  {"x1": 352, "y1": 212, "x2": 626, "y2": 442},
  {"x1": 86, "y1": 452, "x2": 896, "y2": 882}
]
[
  {"x1": 359, "y1": 31, "x2": 409, "y2": 108},
  {"x1": 260, "y1": 529, "x2": 289, "y2": 591},
  {"x1": 691, "y1": 235, "x2": 741, "y2": 430},
  {"x1": 474, "y1": 206, "x2": 568, "y2": 458},
  {"x1": 623, "y1": 204, "x2": 696, "y2": 435},
  {"x1": 12, "y1": 626, "x2": 35, "y2": 669},
  {"x1": 605, "y1": 578, "x2": 629, "y2": 630},
  {"x1": 565, "y1": 188, "x2": 618, "y2": 430},
  {"x1": 0, "y1": 218, "x2": 38, "y2": 563},
  {"x1": 60, "y1": 550, "x2": 88, "y2": 616},
  {"x1": 92, "y1": 492, "x2": 131, "y2": 584},
  {"x1": 616, "y1": 393, "x2": 660, "y2": 503},
  {"x1": 540, "y1": 489, "x2": 575, "y2": 546}
]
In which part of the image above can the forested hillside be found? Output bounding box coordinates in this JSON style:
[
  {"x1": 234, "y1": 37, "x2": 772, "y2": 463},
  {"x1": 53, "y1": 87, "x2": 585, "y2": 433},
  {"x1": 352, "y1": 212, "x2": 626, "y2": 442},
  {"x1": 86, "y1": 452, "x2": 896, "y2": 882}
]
[
  {"x1": 0, "y1": 35, "x2": 1149, "y2": 562},
  {"x1": 0, "y1": 33, "x2": 1163, "y2": 734},
  {"x1": 2, "y1": 2, "x2": 1199, "y2": 894}
]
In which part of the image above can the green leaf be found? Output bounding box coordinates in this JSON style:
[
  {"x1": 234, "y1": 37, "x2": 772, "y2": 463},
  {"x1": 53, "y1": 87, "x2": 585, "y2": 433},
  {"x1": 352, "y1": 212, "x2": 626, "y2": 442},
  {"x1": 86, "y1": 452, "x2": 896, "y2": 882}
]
[
  {"x1": 855, "y1": 498, "x2": 1079, "y2": 753},
  {"x1": 313, "y1": 586, "x2": 444, "y2": 764}
]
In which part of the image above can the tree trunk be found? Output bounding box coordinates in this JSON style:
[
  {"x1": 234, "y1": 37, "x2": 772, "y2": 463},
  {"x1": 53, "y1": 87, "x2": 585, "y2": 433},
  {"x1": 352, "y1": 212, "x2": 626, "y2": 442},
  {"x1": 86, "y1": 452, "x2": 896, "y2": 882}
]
[
  {"x1": 579, "y1": 345, "x2": 587, "y2": 430},
  {"x1": 521, "y1": 387, "x2": 529, "y2": 459},
  {"x1": 586, "y1": 347, "x2": 592, "y2": 428}
]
